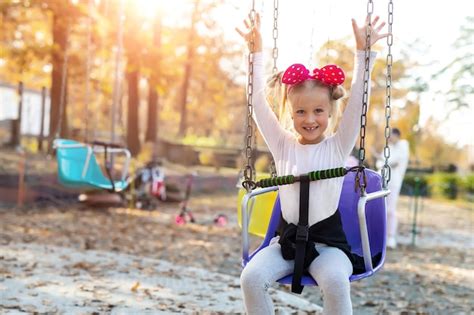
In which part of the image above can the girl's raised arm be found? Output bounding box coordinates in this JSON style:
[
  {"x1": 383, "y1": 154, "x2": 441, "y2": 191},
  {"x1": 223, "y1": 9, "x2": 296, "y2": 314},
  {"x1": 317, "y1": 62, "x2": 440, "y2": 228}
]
[
  {"x1": 236, "y1": 14, "x2": 288, "y2": 155},
  {"x1": 334, "y1": 16, "x2": 388, "y2": 157}
]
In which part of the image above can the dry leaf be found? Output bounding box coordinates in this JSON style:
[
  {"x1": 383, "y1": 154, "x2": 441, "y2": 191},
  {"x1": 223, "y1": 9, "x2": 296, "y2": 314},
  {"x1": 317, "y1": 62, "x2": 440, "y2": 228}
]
[{"x1": 131, "y1": 281, "x2": 140, "y2": 292}]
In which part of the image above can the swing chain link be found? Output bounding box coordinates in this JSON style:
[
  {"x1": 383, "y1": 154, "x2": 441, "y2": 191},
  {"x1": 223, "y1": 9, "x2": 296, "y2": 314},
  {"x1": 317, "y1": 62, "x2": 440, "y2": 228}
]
[
  {"x1": 357, "y1": 0, "x2": 373, "y2": 192},
  {"x1": 268, "y1": 0, "x2": 279, "y2": 179},
  {"x1": 367, "y1": 0, "x2": 374, "y2": 15},
  {"x1": 243, "y1": 2, "x2": 257, "y2": 192},
  {"x1": 55, "y1": 23, "x2": 70, "y2": 139},
  {"x1": 358, "y1": 1, "x2": 373, "y2": 165},
  {"x1": 272, "y1": 0, "x2": 279, "y2": 74},
  {"x1": 382, "y1": 0, "x2": 394, "y2": 189}
]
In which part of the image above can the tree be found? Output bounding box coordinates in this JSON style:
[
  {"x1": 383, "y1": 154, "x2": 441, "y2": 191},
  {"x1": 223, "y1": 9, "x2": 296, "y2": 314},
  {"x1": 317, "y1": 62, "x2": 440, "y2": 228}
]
[
  {"x1": 48, "y1": 10, "x2": 70, "y2": 148},
  {"x1": 123, "y1": 1, "x2": 142, "y2": 155},
  {"x1": 144, "y1": 16, "x2": 162, "y2": 143},
  {"x1": 0, "y1": 1, "x2": 86, "y2": 151},
  {"x1": 416, "y1": 118, "x2": 464, "y2": 168},
  {"x1": 177, "y1": 0, "x2": 200, "y2": 137},
  {"x1": 0, "y1": 1, "x2": 51, "y2": 87},
  {"x1": 29, "y1": 1, "x2": 84, "y2": 152},
  {"x1": 432, "y1": 16, "x2": 473, "y2": 113}
]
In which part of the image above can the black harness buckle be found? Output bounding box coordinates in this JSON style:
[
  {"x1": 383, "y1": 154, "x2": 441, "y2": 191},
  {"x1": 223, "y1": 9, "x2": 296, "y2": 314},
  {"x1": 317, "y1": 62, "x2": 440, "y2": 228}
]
[{"x1": 295, "y1": 224, "x2": 309, "y2": 242}]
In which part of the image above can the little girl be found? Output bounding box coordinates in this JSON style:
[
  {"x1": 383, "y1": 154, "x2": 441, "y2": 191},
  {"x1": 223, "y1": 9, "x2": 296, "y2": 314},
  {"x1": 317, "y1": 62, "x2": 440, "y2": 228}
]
[{"x1": 237, "y1": 14, "x2": 388, "y2": 315}]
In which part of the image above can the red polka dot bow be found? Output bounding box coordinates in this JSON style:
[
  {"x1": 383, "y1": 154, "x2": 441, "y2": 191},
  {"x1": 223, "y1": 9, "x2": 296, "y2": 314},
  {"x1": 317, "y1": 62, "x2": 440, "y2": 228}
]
[{"x1": 281, "y1": 64, "x2": 345, "y2": 87}]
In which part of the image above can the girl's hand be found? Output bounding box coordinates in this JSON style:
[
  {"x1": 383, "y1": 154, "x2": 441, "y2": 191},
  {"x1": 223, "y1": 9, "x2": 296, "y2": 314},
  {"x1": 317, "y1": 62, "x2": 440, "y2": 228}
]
[
  {"x1": 352, "y1": 15, "x2": 388, "y2": 51},
  {"x1": 236, "y1": 13, "x2": 262, "y2": 53}
]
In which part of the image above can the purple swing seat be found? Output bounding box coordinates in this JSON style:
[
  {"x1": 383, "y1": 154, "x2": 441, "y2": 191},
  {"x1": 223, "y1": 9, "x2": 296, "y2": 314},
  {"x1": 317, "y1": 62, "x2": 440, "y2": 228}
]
[{"x1": 243, "y1": 169, "x2": 387, "y2": 286}]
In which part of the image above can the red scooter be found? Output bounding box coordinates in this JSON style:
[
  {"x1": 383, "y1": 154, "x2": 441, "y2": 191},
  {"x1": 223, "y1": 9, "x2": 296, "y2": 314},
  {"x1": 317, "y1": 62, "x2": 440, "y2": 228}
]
[{"x1": 174, "y1": 173, "x2": 227, "y2": 227}]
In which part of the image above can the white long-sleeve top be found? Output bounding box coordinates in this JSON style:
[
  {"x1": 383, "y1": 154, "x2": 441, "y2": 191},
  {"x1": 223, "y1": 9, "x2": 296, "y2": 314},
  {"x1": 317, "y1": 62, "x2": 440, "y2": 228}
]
[{"x1": 252, "y1": 50, "x2": 376, "y2": 226}]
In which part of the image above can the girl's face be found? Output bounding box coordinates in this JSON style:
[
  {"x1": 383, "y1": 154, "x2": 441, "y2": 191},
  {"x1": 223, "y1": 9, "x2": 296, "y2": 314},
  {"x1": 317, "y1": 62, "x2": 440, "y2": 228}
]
[{"x1": 289, "y1": 85, "x2": 332, "y2": 145}]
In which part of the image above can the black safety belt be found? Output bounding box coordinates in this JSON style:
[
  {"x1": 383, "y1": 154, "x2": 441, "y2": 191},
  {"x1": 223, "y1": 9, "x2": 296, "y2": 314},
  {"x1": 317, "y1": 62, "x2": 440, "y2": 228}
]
[{"x1": 292, "y1": 174, "x2": 310, "y2": 294}]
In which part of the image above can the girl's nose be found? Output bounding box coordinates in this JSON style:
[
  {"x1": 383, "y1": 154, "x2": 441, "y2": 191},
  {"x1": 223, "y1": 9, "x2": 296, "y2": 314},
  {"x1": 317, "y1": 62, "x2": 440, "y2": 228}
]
[{"x1": 306, "y1": 114, "x2": 316, "y2": 123}]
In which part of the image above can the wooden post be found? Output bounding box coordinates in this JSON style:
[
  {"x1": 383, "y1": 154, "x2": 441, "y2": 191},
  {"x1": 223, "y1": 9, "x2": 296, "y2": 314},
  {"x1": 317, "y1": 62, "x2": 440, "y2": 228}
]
[
  {"x1": 10, "y1": 81, "x2": 24, "y2": 147},
  {"x1": 17, "y1": 149, "x2": 26, "y2": 207},
  {"x1": 38, "y1": 87, "x2": 47, "y2": 152},
  {"x1": 17, "y1": 81, "x2": 23, "y2": 144}
]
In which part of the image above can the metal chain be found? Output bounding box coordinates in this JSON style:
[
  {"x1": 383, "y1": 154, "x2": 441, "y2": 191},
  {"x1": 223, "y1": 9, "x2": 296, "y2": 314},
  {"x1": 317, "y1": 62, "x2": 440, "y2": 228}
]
[
  {"x1": 382, "y1": 0, "x2": 394, "y2": 189},
  {"x1": 268, "y1": 0, "x2": 279, "y2": 178},
  {"x1": 85, "y1": 0, "x2": 93, "y2": 142},
  {"x1": 358, "y1": 0, "x2": 373, "y2": 167},
  {"x1": 272, "y1": 0, "x2": 279, "y2": 74},
  {"x1": 356, "y1": 0, "x2": 373, "y2": 192},
  {"x1": 242, "y1": 1, "x2": 257, "y2": 192},
  {"x1": 55, "y1": 24, "x2": 69, "y2": 139}
]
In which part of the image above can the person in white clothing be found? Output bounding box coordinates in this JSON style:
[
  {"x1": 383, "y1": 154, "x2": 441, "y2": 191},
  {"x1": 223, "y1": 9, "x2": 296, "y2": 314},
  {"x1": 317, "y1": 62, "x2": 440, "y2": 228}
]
[
  {"x1": 236, "y1": 14, "x2": 388, "y2": 315},
  {"x1": 375, "y1": 128, "x2": 410, "y2": 249}
]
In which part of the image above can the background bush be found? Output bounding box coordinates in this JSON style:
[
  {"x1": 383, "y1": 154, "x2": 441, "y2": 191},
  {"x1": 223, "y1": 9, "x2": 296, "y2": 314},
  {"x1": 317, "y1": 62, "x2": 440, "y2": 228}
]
[
  {"x1": 401, "y1": 172, "x2": 473, "y2": 201},
  {"x1": 426, "y1": 172, "x2": 463, "y2": 200},
  {"x1": 401, "y1": 173, "x2": 429, "y2": 196}
]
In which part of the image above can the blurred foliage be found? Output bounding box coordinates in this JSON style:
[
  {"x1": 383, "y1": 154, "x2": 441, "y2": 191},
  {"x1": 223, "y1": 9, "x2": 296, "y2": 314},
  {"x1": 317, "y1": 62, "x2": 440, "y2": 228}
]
[
  {"x1": 460, "y1": 174, "x2": 474, "y2": 202},
  {"x1": 198, "y1": 151, "x2": 216, "y2": 167},
  {"x1": 402, "y1": 172, "x2": 474, "y2": 202},
  {"x1": 432, "y1": 16, "x2": 473, "y2": 112},
  {"x1": 0, "y1": 0, "x2": 245, "y2": 149},
  {"x1": 0, "y1": 1, "x2": 470, "y2": 169},
  {"x1": 427, "y1": 172, "x2": 463, "y2": 200},
  {"x1": 254, "y1": 154, "x2": 270, "y2": 173},
  {"x1": 462, "y1": 174, "x2": 474, "y2": 194},
  {"x1": 401, "y1": 173, "x2": 429, "y2": 197},
  {"x1": 182, "y1": 135, "x2": 220, "y2": 147},
  {"x1": 415, "y1": 118, "x2": 467, "y2": 169}
]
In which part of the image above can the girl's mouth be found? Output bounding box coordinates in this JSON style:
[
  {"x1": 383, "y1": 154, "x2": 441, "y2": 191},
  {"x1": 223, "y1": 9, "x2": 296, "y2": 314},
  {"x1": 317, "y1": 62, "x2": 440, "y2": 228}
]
[{"x1": 303, "y1": 126, "x2": 318, "y2": 131}]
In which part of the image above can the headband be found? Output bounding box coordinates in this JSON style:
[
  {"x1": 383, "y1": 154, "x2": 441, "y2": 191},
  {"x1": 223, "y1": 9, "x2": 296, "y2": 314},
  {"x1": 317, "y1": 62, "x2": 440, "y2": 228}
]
[{"x1": 281, "y1": 64, "x2": 345, "y2": 87}]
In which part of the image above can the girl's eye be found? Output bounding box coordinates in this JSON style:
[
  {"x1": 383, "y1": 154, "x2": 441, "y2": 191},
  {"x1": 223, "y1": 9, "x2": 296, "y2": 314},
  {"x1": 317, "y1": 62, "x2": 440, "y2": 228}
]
[
  {"x1": 315, "y1": 108, "x2": 324, "y2": 113},
  {"x1": 296, "y1": 110, "x2": 305, "y2": 114}
]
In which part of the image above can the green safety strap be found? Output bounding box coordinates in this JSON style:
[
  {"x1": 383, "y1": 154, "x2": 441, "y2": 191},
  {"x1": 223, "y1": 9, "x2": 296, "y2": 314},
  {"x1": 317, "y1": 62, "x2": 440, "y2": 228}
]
[{"x1": 255, "y1": 167, "x2": 348, "y2": 188}]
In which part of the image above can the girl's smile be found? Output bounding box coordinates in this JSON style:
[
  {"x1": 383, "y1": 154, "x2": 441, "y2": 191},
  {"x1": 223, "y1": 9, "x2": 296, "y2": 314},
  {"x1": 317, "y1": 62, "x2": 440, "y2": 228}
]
[{"x1": 289, "y1": 84, "x2": 332, "y2": 145}]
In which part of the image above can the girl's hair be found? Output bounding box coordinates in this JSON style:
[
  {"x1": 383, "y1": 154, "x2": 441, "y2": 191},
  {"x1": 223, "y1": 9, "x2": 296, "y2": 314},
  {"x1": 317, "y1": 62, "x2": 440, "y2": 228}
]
[
  {"x1": 265, "y1": 71, "x2": 292, "y2": 130},
  {"x1": 266, "y1": 73, "x2": 347, "y2": 136}
]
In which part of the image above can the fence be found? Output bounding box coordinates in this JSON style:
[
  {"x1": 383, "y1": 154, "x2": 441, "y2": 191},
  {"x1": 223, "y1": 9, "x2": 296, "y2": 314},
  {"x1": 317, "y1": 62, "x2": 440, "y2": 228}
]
[{"x1": 0, "y1": 82, "x2": 50, "y2": 148}]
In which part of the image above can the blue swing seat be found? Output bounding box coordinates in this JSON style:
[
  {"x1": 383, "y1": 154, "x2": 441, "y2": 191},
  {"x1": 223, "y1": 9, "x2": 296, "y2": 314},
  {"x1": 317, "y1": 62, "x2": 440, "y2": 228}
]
[
  {"x1": 241, "y1": 169, "x2": 389, "y2": 286},
  {"x1": 53, "y1": 139, "x2": 131, "y2": 192}
]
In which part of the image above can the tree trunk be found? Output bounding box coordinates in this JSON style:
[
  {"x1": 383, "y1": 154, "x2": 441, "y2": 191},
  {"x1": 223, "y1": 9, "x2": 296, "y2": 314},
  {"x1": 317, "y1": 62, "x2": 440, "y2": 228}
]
[
  {"x1": 38, "y1": 87, "x2": 47, "y2": 152},
  {"x1": 126, "y1": 70, "x2": 140, "y2": 155},
  {"x1": 178, "y1": 61, "x2": 192, "y2": 138},
  {"x1": 146, "y1": 85, "x2": 159, "y2": 142},
  {"x1": 177, "y1": 0, "x2": 199, "y2": 137},
  {"x1": 145, "y1": 18, "x2": 161, "y2": 143},
  {"x1": 61, "y1": 75, "x2": 69, "y2": 139},
  {"x1": 48, "y1": 14, "x2": 69, "y2": 153}
]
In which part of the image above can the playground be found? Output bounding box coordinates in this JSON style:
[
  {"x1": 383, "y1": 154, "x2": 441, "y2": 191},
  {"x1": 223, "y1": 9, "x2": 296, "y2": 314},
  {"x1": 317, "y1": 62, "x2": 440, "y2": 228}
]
[
  {"x1": 1, "y1": 0, "x2": 473, "y2": 314},
  {"x1": 1, "y1": 148, "x2": 472, "y2": 314}
]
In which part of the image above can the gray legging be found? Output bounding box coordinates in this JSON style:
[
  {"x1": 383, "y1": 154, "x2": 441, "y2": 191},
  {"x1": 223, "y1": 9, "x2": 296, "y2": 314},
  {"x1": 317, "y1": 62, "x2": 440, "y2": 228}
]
[{"x1": 241, "y1": 240, "x2": 353, "y2": 315}]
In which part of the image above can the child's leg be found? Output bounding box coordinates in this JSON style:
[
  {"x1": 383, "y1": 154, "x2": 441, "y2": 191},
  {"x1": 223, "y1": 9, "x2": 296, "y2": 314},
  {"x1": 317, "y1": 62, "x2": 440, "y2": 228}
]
[
  {"x1": 386, "y1": 182, "x2": 402, "y2": 247},
  {"x1": 386, "y1": 190, "x2": 398, "y2": 241},
  {"x1": 307, "y1": 245, "x2": 353, "y2": 315},
  {"x1": 240, "y1": 242, "x2": 293, "y2": 315}
]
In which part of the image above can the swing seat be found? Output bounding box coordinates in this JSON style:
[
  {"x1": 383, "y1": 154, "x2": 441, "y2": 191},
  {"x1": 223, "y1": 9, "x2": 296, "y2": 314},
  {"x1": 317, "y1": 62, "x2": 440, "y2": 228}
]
[
  {"x1": 241, "y1": 169, "x2": 389, "y2": 286},
  {"x1": 53, "y1": 139, "x2": 131, "y2": 192},
  {"x1": 237, "y1": 176, "x2": 278, "y2": 238}
]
